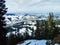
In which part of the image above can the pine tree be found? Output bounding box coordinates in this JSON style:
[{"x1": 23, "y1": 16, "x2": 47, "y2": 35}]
[
  {"x1": 0, "y1": 0, "x2": 7, "y2": 45},
  {"x1": 47, "y1": 12, "x2": 56, "y2": 39},
  {"x1": 48, "y1": 12, "x2": 54, "y2": 30},
  {"x1": 35, "y1": 20, "x2": 41, "y2": 39}
]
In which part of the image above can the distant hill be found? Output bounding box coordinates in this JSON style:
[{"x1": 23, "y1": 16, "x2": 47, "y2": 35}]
[
  {"x1": 6, "y1": 13, "x2": 16, "y2": 16},
  {"x1": 6, "y1": 12, "x2": 60, "y2": 17}
]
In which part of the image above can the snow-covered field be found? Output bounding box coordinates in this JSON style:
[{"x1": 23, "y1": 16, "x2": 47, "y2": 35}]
[
  {"x1": 17, "y1": 40, "x2": 59, "y2": 45},
  {"x1": 17, "y1": 40, "x2": 47, "y2": 45}
]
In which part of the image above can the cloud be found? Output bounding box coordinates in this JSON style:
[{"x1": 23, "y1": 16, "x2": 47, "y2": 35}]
[{"x1": 5, "y1": 0, "x2": 60, "y2": 13}]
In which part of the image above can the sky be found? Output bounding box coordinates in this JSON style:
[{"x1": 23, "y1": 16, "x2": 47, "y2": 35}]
[{"x1": 5, "y1": 0, "x2": 60, "y2": 13}]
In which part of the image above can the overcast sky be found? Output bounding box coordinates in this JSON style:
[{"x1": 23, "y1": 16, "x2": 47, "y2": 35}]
[{"x1": 5, "y1": 0, "x2": 60, "y2": 13}]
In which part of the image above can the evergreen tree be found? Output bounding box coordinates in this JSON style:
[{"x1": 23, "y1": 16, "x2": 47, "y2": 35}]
[
  {"x1": 35, "y1": 20, "x2": 41, "y2": 39},
  {"x1": 47, "y1": 12, "x2": 57, "y2": 39},
  {"x1": 0, "y1": 0, "x2": 7, "y2": 45},
  {"x1": 48, "y1": 12, "x2": 54, "y2": 30}
]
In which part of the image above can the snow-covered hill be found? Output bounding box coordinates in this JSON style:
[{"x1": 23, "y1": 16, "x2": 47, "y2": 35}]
[
  {"x1": 5, "y1": 13, "x2": 60, "y2": 45},
  {"x1": 4, "y1": 13, "x2": 48, "y2": 26},
  {"x1": 4, "y1": 13, "x2": 60, "y2": 26},
  {"x1": 5, "y1": 13, "x2": 60, "y2": 38}
]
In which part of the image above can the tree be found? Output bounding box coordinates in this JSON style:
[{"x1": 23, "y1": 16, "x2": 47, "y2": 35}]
[
  {"x1": 48, "y1": 12, "x2": 54, "y2": 30},
  {"x1": 47, "y1": 12, "x2": 58, "y2": 39},
  {"x1": 7, "y1": 33, "x2": 16, "y2": 45},
  {"x1": 0, "y1": 0, "x2": 7, "y2": 45},
  {"x1": 35, "y1": 20, "x2": 41, "y2": 39}
]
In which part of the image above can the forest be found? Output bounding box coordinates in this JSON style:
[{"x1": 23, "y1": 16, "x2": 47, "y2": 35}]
[{"x1": 0, "y1": 0, "x2": 60, "y2": 45}]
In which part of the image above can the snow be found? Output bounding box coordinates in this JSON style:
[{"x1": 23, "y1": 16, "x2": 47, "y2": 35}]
[
  {"x1": 55, "y1": 44, "x2": 59, "y2": 45},
  {"x1": 17, "y1": 40, "x2": 47, "y2": 45},
  {"x1": 56, "y1": 25, "x2": 60, "y2": 27},
  {"x1": 4, "y1": 14, "x2": 48, "y2": 28},
  {"x1": 5, "y1": 14, "x2": 47, "y2": 38},
  {"x1": 28, "y1": 29, "x2": 32, "y2": 36},
  {"x1": 6, "y1": 31, "x2": 16, "y2": 37},
  {"x1": 6, "y1": 27, "x2": 33, "y2": 37},
  {"x1": 19, "y1": 28, "x2": 26, "y2": 33},
  {"x1": 5, "y1": 18, "x2": 11, "y2": 24},
  {"x1": 34, "y1": 26, "x2": 36, "y2": 30},
  {"x1": 17, "y1": 40, "x2": 60, "y2": 45}
]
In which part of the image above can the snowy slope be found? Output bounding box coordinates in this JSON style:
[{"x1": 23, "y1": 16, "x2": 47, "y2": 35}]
[
  {"x1": 4, "y1": 15, "x2": 47, "y2": 26},
  {"x1": 17, "y1": 40, "x2": 47, "y2": 45},
  {"x1": 17, "y1": 40, "x2": 59, "y2": 45}
]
